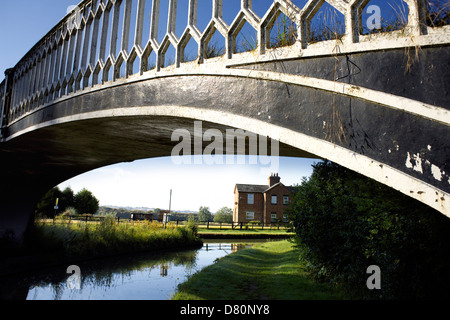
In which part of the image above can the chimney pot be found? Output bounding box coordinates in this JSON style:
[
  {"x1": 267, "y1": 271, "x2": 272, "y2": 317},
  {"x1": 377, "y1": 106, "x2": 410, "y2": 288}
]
[{"x1": 268, "y1": 173, "x2": 281, "y2": 186}]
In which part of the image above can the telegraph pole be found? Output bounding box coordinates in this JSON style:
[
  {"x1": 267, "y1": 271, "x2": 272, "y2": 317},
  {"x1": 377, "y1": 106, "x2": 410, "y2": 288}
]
[{"x1": 165, "y1": 189, "x2": 172, "y2": 226}]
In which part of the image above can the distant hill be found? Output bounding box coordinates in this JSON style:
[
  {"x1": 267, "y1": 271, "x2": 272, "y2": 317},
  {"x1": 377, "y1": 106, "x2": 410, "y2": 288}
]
[{"x1": 100, "y1": 205, "x2": 199, "y2": 213}]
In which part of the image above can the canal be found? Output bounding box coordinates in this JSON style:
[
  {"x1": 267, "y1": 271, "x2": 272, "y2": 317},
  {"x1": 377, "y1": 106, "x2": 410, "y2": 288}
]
[{"x1": 2, "y1": 240, "x2": 266, "y2": 300}]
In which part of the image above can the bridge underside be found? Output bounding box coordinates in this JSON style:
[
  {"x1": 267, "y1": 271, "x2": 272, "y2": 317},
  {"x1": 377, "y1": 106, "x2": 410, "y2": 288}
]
[{"x1": 1, "y1": 46, "x2": 449, "y2": 247}]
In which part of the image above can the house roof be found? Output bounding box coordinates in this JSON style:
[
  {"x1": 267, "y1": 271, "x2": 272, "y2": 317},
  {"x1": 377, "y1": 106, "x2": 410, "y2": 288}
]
[
  {"x1": 235, "y1": 184, "x2": 269, "y2": 193},
  {"x1": 235, "y1": 182, "x2": 295, "y2": 194},
  {"x1": 265, "y1": 182, "x2": 283, "y2": 192}
]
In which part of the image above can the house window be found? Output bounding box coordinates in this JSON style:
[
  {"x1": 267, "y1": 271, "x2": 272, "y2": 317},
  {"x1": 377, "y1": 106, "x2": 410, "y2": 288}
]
[
  {"x1": 248, "y1": 193, "x2": 254, "y2": 205},
  {"x1": 271, "y1": 195, "x2": 277, "y2": 204},
  {"x1": 271, "y1": 213, "x2": 277, "y2": 222},
  {"x1": 283, "y1": 196, "x2": 289, "y2": 205},
  {"x1": 246, "y1": 211, "x2": 254, "y2": 220},
  {"x1": 283, "y1": 214, "x2": 289, "y2": 222}
]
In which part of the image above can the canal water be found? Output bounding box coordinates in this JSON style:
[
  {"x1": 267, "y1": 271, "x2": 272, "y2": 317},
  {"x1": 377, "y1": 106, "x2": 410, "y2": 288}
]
[{"x1": 3, "y1": 240, "x2": 265, "y2": 300}]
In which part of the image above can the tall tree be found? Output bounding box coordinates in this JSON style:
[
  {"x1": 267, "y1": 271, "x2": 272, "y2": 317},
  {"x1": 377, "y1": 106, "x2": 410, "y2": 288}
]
[
  {"x1": 289, "y1": 160, "x2": 450, "y2": 299},
  {"x1": 36, "y1": 187, "x2": 62, "y2": 218},
  {"x1": 59, "y1": 187, "x2": 75, "y2": 212},
  {"x1": 74, "y1": 188, "x2": 99, "y2": 215},
  {"x1": 198, "y1": 206, "x2": 212, "y2": 222},
  {"x1": 214, "y1": 207, "x2": 233, "y2": 223}
]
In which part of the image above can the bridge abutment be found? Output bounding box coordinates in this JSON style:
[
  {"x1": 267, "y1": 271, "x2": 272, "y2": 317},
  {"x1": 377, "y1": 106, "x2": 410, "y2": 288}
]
[{"x1": 0, "y1": 197, "x2": 37, "y2": 251}]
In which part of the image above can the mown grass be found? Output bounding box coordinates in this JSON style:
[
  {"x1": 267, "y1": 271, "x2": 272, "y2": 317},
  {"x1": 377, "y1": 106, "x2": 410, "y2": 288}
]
[
  {"x1": 32, "y1": 216, "x2": 201, "y2": 259},
  {"x1": 172, "y1": 240, "x2": 347, "y2": 300}
]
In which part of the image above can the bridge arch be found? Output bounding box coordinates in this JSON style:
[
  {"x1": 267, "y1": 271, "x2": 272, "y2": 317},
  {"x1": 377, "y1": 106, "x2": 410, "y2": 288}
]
[{"x1": 2, "y1": 62, "x2": 449, "y2": 212}]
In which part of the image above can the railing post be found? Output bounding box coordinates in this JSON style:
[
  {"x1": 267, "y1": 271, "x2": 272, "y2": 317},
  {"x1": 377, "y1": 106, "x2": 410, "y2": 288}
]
[{"x1": 0, "y1": 68, "x2": 14, "y2": 139}]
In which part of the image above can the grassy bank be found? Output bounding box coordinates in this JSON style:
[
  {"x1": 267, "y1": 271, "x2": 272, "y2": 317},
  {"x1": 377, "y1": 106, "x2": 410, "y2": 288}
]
[
  {"x1": 0, "y1": 217, "x2": 201, "y2": 276},
  {"x1": 172, "y1": 240, "x2": 347, "y2": 300},
  {"x1": 32, "y1": 217, "x2": 201, "y2": 259}
]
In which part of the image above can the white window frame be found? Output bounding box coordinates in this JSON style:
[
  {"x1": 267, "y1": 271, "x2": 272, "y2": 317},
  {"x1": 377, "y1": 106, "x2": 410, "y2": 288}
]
[
  {"x1": 271, "y1": 213, "x2": 277, "y2": 222},
  {"x1": 271, "y1": 195, "x2": 277, "y2": 204},
  {"x1": 283, "y1": 214, "x2": 289, "y2": 222},
  {"x1": 283, "y1": 196, "x2": 289, "y2": 205},
  {"x1": 246, "y1": 211, "x2": 254, "y2": 220},
  {"x1": 247, "y1": 193, "x2": 254, "y2": 205}
]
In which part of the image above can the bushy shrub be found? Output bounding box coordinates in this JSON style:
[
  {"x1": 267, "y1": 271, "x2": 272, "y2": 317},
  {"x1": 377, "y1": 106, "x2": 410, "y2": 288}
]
[
  {"x1": 289, "y1": 161, "x2": 450, "y2": 299},
  {"x1": 186, "y1": 216, "x2": 199, "y2": 237}
]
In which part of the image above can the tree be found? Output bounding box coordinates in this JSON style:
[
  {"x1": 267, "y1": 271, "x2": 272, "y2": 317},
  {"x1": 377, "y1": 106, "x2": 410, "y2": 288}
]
[
  {"x1": 214, "y1": 207, "x2": 233, "y2": 223},
  {"x1": 198, "y1": 206, "x2": 212, "y2": 222},
  {"x1": 74, "y1": 188, "x2": 99, "y2": 215},
  {"x1": 60, "y1": 187, "x2": 75, "y2": 211},
  {"x1": 36, "y1": 187, "x2": 62, "y2": 218},
  {"x1": 289, "y1": 161, "x2": 450, "y2": 299},
  {"x1": 36, "y1": 186, "x2": 76, "y2": 217}
]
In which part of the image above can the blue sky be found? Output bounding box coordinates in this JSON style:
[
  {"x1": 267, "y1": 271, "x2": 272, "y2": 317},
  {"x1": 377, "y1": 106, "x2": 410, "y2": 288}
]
[{"x1": 0, "y1": 0, "x2": 405, "y2": 211}]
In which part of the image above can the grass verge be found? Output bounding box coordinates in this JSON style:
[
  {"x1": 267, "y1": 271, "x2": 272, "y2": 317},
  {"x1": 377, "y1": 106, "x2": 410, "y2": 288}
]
[
  {"x1": 32, "y1": 218, "x2": 201, "y2": 259},
  {"x1": 172, "y1": 240, "x2": 347, "y2": 300}
]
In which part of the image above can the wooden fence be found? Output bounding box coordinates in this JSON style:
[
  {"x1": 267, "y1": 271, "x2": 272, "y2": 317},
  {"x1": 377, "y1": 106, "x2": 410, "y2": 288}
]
[
  {"x1": 173, "y1": 220, "x2": 290, "y2": 230},
  {"x1": 36, "y1": 215, "x2": 289, "y2": 230}
]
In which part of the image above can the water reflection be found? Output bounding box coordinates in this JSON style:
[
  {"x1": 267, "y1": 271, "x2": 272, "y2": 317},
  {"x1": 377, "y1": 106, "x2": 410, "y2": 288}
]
[{"x1": 1, "y1": 240, "x2": 260, "y2": 300}]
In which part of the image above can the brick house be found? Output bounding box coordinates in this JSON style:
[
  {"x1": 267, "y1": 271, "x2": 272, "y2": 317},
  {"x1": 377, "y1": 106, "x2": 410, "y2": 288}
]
[{"x1": 233, "y1": 174, "x2": 293, "y2": 225}]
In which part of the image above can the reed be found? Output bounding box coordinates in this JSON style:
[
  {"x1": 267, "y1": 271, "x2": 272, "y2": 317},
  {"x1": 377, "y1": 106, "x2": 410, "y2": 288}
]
[{"x1": 33, "y1": 216, "x2": 201, "y2": 259}]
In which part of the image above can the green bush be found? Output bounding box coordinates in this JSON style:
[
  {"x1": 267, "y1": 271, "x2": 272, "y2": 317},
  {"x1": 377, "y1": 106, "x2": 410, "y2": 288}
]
[
  {"x1": 289, "y1": 161, "x2": 450, "y2": 299},
  {"x1": 186, "y1": 216, "x2": 199, "y2": 237}
]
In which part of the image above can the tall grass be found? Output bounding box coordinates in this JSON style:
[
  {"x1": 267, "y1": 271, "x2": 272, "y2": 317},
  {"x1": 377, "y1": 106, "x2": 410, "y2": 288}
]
[
  {"x1": 309, "y1": 5, "x2": 346, "y2": 43},
  {"x1": 426, "y1": 0, "x2": 450, "y2": 27},
  {"x1": 269, "y1": 13, "x2": 297, "y2": 49},
  {"x1": 33, "y1": 216, "x2": 201, "y2": 259}
]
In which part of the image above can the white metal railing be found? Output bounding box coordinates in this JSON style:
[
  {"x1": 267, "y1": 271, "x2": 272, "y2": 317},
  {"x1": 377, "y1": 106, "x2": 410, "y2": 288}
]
[{"x1": 0, "y1": 0, "x2": 446, "y2": 128}]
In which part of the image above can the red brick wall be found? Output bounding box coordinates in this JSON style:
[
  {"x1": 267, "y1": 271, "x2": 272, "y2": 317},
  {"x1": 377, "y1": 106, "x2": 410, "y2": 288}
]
[
  {"x1": 233, "y1": 183, "x2": 292, "y2": 224},
  {"x1": 263, "y1": 184, "x2": 291, "y2": 224},
  {"x1": 233, "y1": 190, "x2": 264, "y2": 223}
]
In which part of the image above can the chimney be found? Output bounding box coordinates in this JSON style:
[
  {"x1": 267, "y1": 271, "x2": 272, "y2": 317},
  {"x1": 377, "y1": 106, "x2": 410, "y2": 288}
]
[{"x1": 268, "y1": 173, "x2": 281, "y2": 186}]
